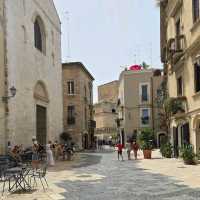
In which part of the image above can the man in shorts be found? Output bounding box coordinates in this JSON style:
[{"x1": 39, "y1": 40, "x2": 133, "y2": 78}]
[{"x1": 116, "y1": 142, "x2": 124, "y2": 161}]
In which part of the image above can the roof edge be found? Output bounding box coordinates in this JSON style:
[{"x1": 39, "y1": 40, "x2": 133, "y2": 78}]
[{"x1": 62, "y1": 62, "x2": 95, "y2": 81}]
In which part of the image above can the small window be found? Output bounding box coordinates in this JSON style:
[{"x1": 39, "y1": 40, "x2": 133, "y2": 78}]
[
  {"x1": 67, "y1": 105, "x2": 75, "y2": 125},
  {"x1": 177, "y1": 76, "x2": 183, "y2": 96},
  {"x1": 194, "y1": 63, "x2": 200, "y2": 93},
  {"x1": 67, "y1": 81, "x2": 75, "y2": 95},
  {"x1": 141, "y1": 109, "x2": 149, "y2": 125}
]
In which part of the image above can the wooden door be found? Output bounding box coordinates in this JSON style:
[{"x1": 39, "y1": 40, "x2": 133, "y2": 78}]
[{"x1": 36, "y1": 105, "x2": 47, "y2": 145}]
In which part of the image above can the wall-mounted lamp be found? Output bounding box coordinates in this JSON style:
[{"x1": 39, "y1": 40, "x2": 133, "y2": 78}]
[{"x1": 2, "y1": 86, "x2": 17, "y2": 102}]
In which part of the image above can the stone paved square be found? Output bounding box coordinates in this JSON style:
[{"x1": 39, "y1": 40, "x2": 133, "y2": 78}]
[{"x1": 2, "y1": 151, "x2": 200, "y2": 200}]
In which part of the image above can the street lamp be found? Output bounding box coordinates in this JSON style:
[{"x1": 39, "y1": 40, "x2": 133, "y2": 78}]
[{"x1": 2, "y1": 86, "x2": 17, "y2": 102}]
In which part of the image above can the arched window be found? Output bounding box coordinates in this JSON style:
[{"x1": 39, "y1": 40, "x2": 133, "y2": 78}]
[{"x1": 34, "y1": 17, "x2": 45, "y2": 53}]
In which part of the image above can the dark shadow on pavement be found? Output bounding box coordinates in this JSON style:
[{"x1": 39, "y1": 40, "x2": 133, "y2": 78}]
[
  {"x1": 48, "y1": 153, "x2": 102, "y2": 172},
  {"x1": 56, "y1": 153, "x2": 200, "y2": 200}
]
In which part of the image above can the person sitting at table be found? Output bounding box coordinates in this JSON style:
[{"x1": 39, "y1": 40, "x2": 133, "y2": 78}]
[{"x1": 10, "y1": 145, "x2": 22, "y2": 162}]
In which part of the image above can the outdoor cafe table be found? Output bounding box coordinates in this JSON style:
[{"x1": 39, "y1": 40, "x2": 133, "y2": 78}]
[{"x1": 5, "y1": 166, "x2": 32, "y2": 193}]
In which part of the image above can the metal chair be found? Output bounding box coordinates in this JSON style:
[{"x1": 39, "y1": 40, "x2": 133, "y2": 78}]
[
  {"x1": 0, "y1": 163, "x2": 13, "y2": 196},
  {"x1": 30, "y1": 164, "x2": 48, "y2": 190}
]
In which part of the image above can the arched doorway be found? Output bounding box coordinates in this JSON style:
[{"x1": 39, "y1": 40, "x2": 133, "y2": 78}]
[
  {"x1": 172, "y1": 119, "x2": 190, "y2": 157},
  {"x1": 34, "y1": 81, "x2": 49, "y2": 145}
]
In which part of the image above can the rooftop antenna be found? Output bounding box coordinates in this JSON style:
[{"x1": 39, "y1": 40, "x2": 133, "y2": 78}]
[
  {"x1": 134, "y1": 54, "x2": 137, "y2": 64},
  {"x1": 150, "y1": 42, "x2": 153, "y2": 67},
  {"x1": 65, "y1": 11, "x2": 71, "y2": 61}
]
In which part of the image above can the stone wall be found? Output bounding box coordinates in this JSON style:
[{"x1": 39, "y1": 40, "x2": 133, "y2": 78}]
[
  {"x1": 4, "y1": 0, "x2": 63, "y2": 148},
  {"x1": 98, "y1": 81, "x2": 119, "y2": 103},
  {"x1": 62, "y1": 63, "x2": 94, "y2": 149},
  {"x1": 0, "y1": 0, "x2": 6, "y2": 154}
]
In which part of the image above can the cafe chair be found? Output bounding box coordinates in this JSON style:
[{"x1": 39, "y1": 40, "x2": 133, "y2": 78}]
[{"x1": 30, "y1": 164, "x2": 48, "y2": 190}]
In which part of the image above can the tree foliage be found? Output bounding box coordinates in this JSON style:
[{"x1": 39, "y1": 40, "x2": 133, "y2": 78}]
[{"x1": 141, "y1": 61, "x2": 150, "y2": 69}]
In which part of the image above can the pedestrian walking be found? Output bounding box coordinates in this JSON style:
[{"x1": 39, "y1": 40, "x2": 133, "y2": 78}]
[
  {"x1": 126, "y1": 141, "x2": 132, "y2": 160},
  {"x1": 46, "y1": 141, "x2": 55, "y2": 166},
  {"x1": 116, "y1": 142, "x2": 124, "y2": 161},
  {"x1": 132, "y1": 141, "x2": 139, "y2": 160}
]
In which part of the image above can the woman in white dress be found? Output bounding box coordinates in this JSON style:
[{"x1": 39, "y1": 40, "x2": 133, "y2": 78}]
[{"x1": 46, "y1": 141, "x2": 55, "y2": 166}]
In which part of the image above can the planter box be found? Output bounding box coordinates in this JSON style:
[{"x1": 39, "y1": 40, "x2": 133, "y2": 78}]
[{"x1": 143, "y1": 150, "x2": 152, "y2": 159}]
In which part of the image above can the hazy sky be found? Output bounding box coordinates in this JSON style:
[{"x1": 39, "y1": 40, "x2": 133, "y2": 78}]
[{"x1": 53, "y1": 0, "x2": 161, "y2": 102}]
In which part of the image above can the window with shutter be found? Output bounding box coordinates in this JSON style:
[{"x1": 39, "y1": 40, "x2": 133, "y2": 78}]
[
  {"x1": 193, "y1": 0, "x2": 200, "y2": 23},
  {"x1": 194, "y1": 63, "x2": 200, "y2": 93}
]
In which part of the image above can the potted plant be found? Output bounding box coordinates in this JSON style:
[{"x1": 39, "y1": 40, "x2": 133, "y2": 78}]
[
  {"x1": 139, "y1": 128, "x2": 154, "y2": 159},
  {"x1": 160, "y1": 142, "x2": 173, "y2": 158},
  {"x1": 180, "y1": 144, "x2": 196, "y2": 165}
]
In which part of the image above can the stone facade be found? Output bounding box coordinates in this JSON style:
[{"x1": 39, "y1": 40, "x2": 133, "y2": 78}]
[
  {"x1": 94, "y1": 81, "x2": 118, "y2": 143},
  {"x1": 0, "y1": 0, "x2": 63, "y2": 154},
  {"x1": 98, "y1": 80, "x2": 119, "y2": 103},
  {"x1": 160, "y1": 0, "x2": 200, "y2": 153},
  {"x1": 62, "y1": 62, "x2": 95, "y2": 149},
  {"x1": 0, "y1": 0, "x2": 6, "y2": 154},
  {"x1": 117, "y1": 69, "x2": 164, "y2": 146}
]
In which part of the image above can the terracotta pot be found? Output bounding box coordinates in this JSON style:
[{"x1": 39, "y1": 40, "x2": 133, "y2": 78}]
[{"x1": 143, "y1": 149, "x2": 152, "y2": 159}]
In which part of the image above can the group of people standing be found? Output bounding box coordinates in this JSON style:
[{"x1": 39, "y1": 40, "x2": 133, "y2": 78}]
[
  {"x1": 32, "y1": 140, "x2": 55, "y2": 168},
  {"x1": 116, "y1": 141, "x2": 139, "y2": 161},
  {"x1": 32, "y1": 139, "x2": 74, "y2": 168}
]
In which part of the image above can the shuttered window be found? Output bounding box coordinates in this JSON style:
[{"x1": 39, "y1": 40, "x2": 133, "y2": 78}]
[
  {"x1": 194, "y1": 63, "x2": 200, "y2": 93},
  {"x1": 193, "y1": 0, "x2": 200, "y2": 23}
]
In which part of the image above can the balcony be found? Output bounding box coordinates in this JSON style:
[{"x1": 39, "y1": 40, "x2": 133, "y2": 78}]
[
  {"x1": 88, "y1": 120, "x2": 96, "y2": 128},
  {"x1": 67, "y1": 117, "x2": 76, "y2": 125},
  {"x1": 170, "y1": 96, "x2": 188, "y2": 118},
  {"x1": 167, "y1": 35, "x2": 186, "y2": 66},
  {"x1": 141, "y1": 116, "x2": 150, "y2": 126},
  {"x1": 140, "y1": 95, "x2": 149, "y2": 104}
]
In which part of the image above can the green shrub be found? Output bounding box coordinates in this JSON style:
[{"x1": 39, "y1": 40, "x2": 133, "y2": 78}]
[
  {"x1": 139, "y1": 128, "x2": 154, "y2": 150},
  {"x1": 180, "y1": 144, "x2": 195, "y2": 163},
  {"x1": 60, "y1": 132, "x2": 72, "y2": 142},
  {"x1": 160, "y1": 142, "x2": 173, "y2": 158}
]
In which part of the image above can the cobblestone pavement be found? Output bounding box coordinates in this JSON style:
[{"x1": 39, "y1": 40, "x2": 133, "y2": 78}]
[
  {"x1": 2, "y1": 150, "x2": 200, "y2": 200},
  {"x1": 57, "y1": 151, "x2": 200, "y2": 200}
]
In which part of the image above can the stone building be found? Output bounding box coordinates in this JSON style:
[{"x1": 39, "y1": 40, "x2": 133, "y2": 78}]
[
  {"x1": 62, "y1": 62, "x2": 95, "y2": 149},
  {"x1": 117, "y1": 69, "x2": 164, "y2": 146},
  {"x1": 94, "y1": 81, "x2": 118, "y2": 143},
  {"x1": 0, "y1": 0, "x2": 63, "y2": 154},
  {"x1": 98, "y1": 80, "x2": 119, "y2": 103},
  {"x1": 160, "y1": 0, "x2": 200, "y2": 154}
]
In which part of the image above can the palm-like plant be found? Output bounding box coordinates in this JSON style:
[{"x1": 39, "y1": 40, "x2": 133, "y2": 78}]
[{"x1": 155, "y1": 0, "x2": 167, "y2": 7}]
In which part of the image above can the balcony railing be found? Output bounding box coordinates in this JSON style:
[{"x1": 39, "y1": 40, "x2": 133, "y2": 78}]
[
  {"x1": 140, "y1": 95, "x2": 149, "y2": 103},
  {"x1": 171, "y1": 96, "x2": 188, "y2": 116},
  {"x1": 67, "y1": 117, "x2": 75, "y2": 125},
  {"x1": 167, "y1": 34, "x2": 186, "y2": 65},
  {"x1": 141, "y1": 116, "x2": 150, "y2": 125},
  {"x1": 88, "y1": 120, "x2": 96, "y2": 128}
]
